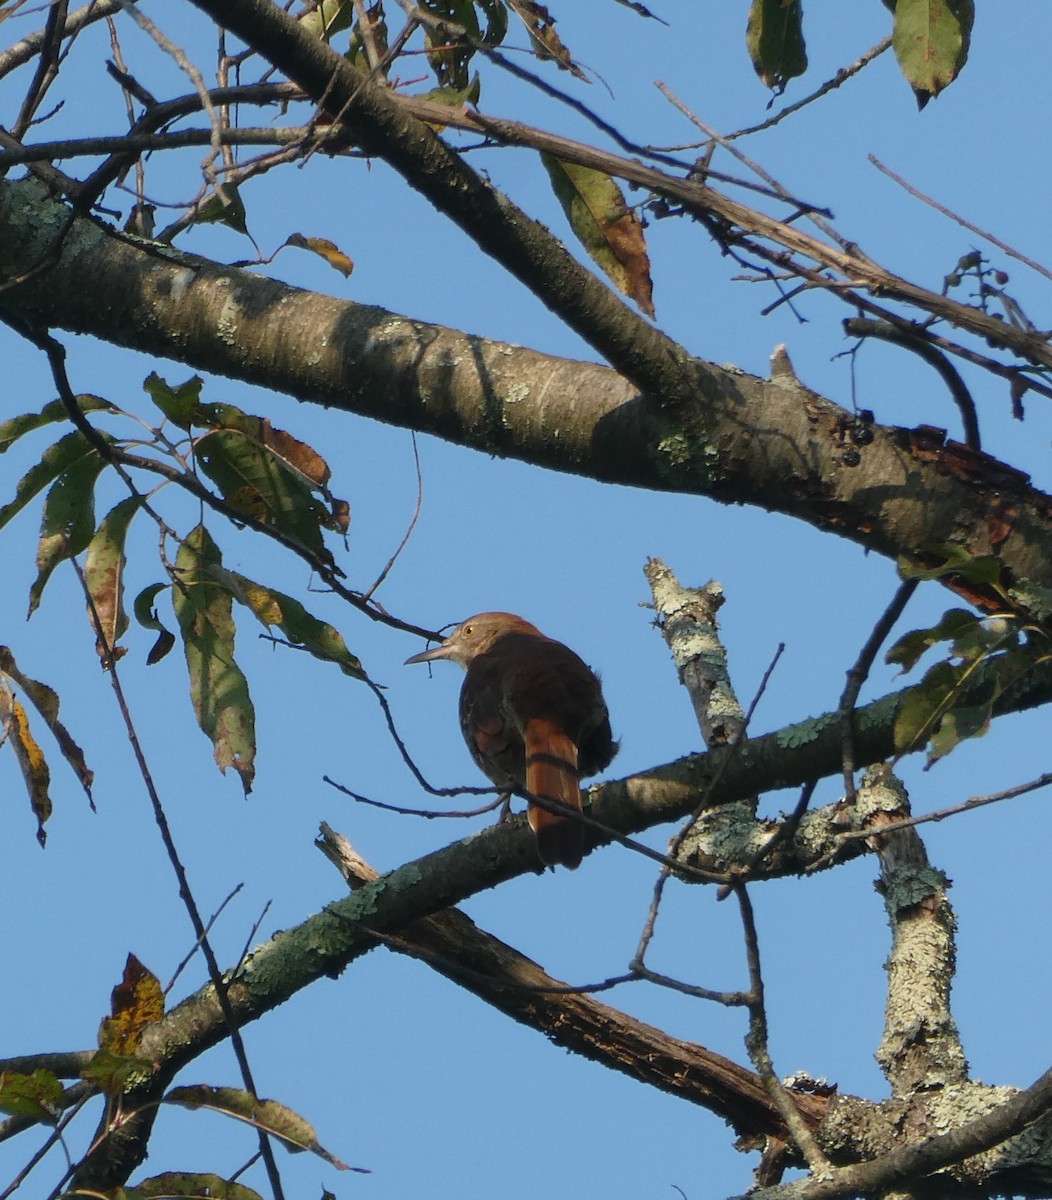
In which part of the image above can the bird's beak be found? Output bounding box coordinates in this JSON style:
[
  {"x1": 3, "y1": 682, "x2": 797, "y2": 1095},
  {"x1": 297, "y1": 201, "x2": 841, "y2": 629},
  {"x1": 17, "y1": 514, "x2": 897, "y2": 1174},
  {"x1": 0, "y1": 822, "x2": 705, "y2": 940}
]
[{"x1": 404, "y1": 641, "x2": 451, "y2": 666}]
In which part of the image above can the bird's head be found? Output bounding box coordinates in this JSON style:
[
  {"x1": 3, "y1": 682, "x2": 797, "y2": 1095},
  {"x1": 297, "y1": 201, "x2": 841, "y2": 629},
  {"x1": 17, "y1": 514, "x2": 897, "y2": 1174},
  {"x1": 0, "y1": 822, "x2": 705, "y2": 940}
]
[{"x1": 405, "y1": 611, "x2": 543, "y2": 669}]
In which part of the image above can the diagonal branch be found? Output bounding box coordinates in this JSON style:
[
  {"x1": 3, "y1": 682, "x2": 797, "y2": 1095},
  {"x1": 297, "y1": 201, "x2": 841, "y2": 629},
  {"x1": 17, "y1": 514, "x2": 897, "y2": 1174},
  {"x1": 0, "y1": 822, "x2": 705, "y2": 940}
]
[
  {"x1": 314, "y1": 823, "x2": 828, "y2": 1145},
  {"x1": 3, "y1": 176, "x2": 1052, "y2": 619}
]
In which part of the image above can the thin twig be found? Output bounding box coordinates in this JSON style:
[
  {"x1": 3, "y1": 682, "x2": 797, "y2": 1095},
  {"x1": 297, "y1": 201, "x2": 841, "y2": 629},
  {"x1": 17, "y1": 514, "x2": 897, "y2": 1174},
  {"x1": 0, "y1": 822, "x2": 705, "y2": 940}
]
[
  {"x1": 163, "y1": 883, "x2": 245, "y2": 995},
  {"x1": 655, "y1": 81, "x2": 843, "y2": 247},
  {"x1": 839, "y1": 578, "x2": 919, "y2": 803},
  {"x1": 362, "y1": 432, "x2": 423, "y2": 602},
  {"x1": 870, "y1": 154, "x2": 1052, "y2": 284},
  {"x1": 735, "y1": 883, "x2": 831, "y2": 1171},
  {"x1": 844, "y1": 318, "x2": 981, "y2": 450},
  {"x1": 838, "y1": 770, "x2": 1052, "y2": 842},
  {"x1": 324, "y1": 775, "x2": 502, "y2": 816},
  {"x1": 727, "y1": 37, "x2": 893, "y2": 141},
  {"x1": 714, "y1": 779, "x2": 817, "y2": 901},
  {"x1": 11, "y1": 0, "x2": 68, "y2": 141},
  {"x1": 113, "y1": 1, "x2": 227, "y2": 195}
]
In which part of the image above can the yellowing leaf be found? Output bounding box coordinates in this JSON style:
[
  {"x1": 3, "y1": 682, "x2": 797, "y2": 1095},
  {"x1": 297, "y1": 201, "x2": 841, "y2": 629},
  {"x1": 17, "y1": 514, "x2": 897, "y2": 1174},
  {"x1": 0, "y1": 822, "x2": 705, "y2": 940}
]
[
  {"x1": 98, "y1": 953, "x2": 165, "y2": 1056},
  {"x1": 172, "y1": 525, "x2": 256, "y2": 794},
  {"x1": 85, "y1": 496, "x2": 141, "y2": 667},
  {"x1": 229, "y1": 573, "x2": 366, "y2": 679},
  {"x1": 286, "y1": 233, "x2": 354, "y2": 278},
  {"x1": 0, "y1": 645, "x2": 94, "y2": 813},
  {"x1": 506, "y1": 0, "x2": 586, "y2": 79},
  {"x1": 165, "y1": 1086, "x2": 352, "y2": 1170},
  {"x1": 541, "y1": 155, "x2": 654, "y2": 317},
  {"x1": 1, "y1": 687, "x2": 52, "y2": 846}
]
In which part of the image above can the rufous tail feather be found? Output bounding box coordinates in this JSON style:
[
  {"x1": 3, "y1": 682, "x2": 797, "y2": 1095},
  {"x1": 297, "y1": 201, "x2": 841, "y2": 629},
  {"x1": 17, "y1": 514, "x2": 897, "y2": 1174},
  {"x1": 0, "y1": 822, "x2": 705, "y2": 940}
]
[{"x1": 524, "y1": 717, "x2": 584, "y2": 870}]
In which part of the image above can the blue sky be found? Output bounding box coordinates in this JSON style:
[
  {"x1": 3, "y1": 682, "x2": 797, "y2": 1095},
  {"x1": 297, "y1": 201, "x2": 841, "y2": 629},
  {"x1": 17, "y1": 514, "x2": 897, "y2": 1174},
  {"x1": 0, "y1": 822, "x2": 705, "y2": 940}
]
[{"x1": 2, "y1": 4, "x2": 1052, "y2": 1198}]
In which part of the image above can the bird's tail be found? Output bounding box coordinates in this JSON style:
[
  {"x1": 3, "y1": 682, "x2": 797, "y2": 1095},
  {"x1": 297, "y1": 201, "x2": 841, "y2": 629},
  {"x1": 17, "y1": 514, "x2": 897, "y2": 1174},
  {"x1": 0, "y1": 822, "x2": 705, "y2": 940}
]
[{"x1": 524, "y1": 718, "x2": 584, "y2": 870}]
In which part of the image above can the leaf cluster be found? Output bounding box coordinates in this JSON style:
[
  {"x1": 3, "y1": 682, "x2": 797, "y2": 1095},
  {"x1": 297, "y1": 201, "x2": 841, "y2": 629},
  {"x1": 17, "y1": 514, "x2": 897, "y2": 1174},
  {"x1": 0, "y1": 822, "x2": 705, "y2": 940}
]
[{"x1": 0, "y1": 379, "x2": 366, "y2": 827}]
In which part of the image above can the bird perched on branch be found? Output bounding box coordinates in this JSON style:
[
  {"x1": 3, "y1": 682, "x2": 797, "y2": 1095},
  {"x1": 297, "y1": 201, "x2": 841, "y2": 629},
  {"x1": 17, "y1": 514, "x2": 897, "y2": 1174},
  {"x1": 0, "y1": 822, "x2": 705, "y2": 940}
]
[{"x1": 405, "y1": 612, "x2": 617, "y2": 870}]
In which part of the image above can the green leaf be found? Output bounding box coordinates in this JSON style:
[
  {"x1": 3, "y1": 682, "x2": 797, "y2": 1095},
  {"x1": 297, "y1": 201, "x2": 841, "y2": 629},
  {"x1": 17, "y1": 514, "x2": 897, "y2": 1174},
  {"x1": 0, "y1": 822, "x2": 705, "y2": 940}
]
[
  {"x1": 0, "y1": 645, "x2": 94, "y2": 810},
  {"x1": 0, "y1": 394, "x2": 115, "y2": 454},
  {"x1": 890, "y1": 0, "x2": 973, "y2": 105},
  {"x1": 133, "y1": 582, "x2": 177, "y2": 665},
  {"x1": 746, "y1": 0, "x2": 807, "y2": 93},
  {"x1": 193, "y1": 185, "x2": 248, "y2": 234},
  {"x1": 85, "y1": 496, "x2": 141, "y2": 667},
  {"x1": 0, "y1": 431, "x2": 102, "y2": 535},
  {"x1": 899, "y1": 544, "x2": 1003, "y2": 587},
  {"x1": 893, "y1": 659, "x2": 960, "y2": 757},
  {"x1": 194, "y1": 427, "x2": 340, "y2": 566},
  {"x1": 541, "y1": 155, "x2": 654, "y2": 317},
  {"x1": 0, "y1": 1069, "x2": 63, "y2": 1123},
  {"x1": 478, "y1": 0, "x2": 509, "y2": 45},
  {"x1": 299, "y1": 0, "x2": 353, "y2": 39},
  {"x1": 421, "y1": 0, "x2": 482, "y2": 89},
  {"x1": 28, "y1": 441, "x2": 110, "y2": 616},
  {"x1": 228, "y1": 572, "x2": 366, "y2": 679},
  {"x1": 165, "y1": 1085, "x2": 350, "y2": 1169},
  {"x1": 80, "y1": 1045, "x2": 154, "y2": 1097},
  {"x1": 928, "y1": 702, "x2": 990, "y2": 763},
  {"x1": 144, "y1": 373, "x2": 205, "y2": 430},
  {"x1": 134, "y1": 1173, "x2": 265, "y2": 1200},
  {"x1": 172, "y1": 526, "x2": 256, "y2": 794},
  {"x1": 886, "y1": 607, "x2": 977, "y2": 672}
]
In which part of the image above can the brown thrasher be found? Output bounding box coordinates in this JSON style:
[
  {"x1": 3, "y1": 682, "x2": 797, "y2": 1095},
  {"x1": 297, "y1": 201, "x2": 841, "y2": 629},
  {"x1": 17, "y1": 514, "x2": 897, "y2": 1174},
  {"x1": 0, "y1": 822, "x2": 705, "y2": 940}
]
[{"x1": 405, "y1": 612, "x2": 617, "y2": 869}]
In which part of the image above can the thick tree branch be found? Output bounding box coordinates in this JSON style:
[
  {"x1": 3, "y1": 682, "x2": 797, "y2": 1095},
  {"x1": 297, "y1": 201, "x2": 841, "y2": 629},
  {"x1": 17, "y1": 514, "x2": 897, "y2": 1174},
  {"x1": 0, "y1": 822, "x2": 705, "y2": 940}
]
[
  {"x1": 314, "y1": 823, "x2": 827, "y2": 1145},
  {"x1": 865, "y1": 767, "x2": 968, "y2": 1097},
  {"x1": 2, "y1": 177, "x2": 1051, "y2": 615}
]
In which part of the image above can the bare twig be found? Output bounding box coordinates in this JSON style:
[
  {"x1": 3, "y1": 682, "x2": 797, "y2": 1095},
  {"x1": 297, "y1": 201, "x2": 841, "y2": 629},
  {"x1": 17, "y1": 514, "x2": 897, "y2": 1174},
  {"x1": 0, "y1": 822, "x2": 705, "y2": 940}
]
[
  {"x1": 11, "y1": 0, "x2": 68, "y2": 141},
  {"x1": 727, "y1": 37, "x2": 893, "y2": 141},
  {"x1": 838, "y1": 769, "x2": 1052, "y2": 842},
  {"x1": 870, "y1": 154, "x2": 1052, "y2": 284},
  {"x1": 735, "y1": 883, "x2": 831, "y2": 1171},
  {"x1": 362, "y1": 432, "x2": 423, "y2": 602},
  {"x1": 838, "y1": 578, "x2": 919, "y2": 803},
  {"x1": 844, "y1": 318, "x2": 981, "y2": 449}
]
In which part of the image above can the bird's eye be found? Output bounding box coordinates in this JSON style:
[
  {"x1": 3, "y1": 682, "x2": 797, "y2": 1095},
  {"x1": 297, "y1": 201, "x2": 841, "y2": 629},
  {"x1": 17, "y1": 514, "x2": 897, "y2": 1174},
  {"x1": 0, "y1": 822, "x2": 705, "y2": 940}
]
[{"x1": 463, "y1": 624, "x2": 475, "y2": 637}]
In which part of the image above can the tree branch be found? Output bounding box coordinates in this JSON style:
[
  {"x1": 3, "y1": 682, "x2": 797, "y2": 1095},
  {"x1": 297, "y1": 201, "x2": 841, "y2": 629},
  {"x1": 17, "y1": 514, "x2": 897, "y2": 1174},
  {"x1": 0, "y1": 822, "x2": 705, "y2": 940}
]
[
  {"x1": 314, "y1": 823, "x2": 827, "y2": 1145},
  {"x1": 3, "y1": 176, "x2": 1051, "y2": 618}
]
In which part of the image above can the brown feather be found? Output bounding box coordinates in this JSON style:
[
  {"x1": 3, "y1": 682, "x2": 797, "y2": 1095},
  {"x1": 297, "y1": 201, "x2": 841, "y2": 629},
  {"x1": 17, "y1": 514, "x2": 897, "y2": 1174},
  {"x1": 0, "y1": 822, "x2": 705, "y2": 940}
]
[{"x1": 524, "y1": 717, "x2": 584, "y2": 870}]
